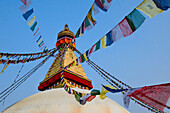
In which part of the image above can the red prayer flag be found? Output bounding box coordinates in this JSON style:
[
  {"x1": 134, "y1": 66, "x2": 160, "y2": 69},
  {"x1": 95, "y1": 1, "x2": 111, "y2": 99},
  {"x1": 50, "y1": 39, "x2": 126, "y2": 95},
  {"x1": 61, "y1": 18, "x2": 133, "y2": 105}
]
[
  {"x1": 34, "y1": 28, "x2": 39, "y2": 36},
  {"x1": 107, "y1": 0, "x2": 112, "y2": 3},
  {"x1": 86, "y1": 95, "x2": 96, "y2": 102},
  {"x1": 89, "y1": 44, "x2": 96, "y2": 55},
  {"x1": 128, "y1": 83, "x2": 170, "y2": 112},
  {"x1": 118, "y1": 18, "x2": 133, "y2": 37},
  {"x1": 20, "y1": 0, "x2": 27, "y2": 5}
]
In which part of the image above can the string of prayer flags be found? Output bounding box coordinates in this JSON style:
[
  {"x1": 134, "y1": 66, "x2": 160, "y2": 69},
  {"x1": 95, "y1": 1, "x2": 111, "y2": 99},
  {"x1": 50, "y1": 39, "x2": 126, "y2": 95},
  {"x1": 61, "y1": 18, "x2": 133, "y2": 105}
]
[
  {"x1": 13, "y1": 63, "x2": 25, "y2": 84},
  {"x1": 126, "y1": 9, "x2": 146, "y2": 31},
  {"x1": 60, "y1": 75, "x2": 97, "y2": 105},
  {"x1": 19, "y1": 0, "x2": 31, "y2": 13},
  {"x1": 153, "y1": 0, "x2": 170, "y2": 10},
  {"x1": 95, "y1": 0, "x2": 112, "y2": 12},
  {"x1": 136, "y1": 0, "x2": 163, "y2": 18},
  {"x1": 118, "y1": 18, "x2": 133, "y2": 37},
  {"x1": 19, "y1": 0, "x2": 48, "y2": 52},
  {"x1": 128, "y1": 83, "x2": 170, "y2": 112},
  {"x1": 75, "y1": 0, "x2": 113, "y2": 38},
  {"x1": 22, "y1": 8, "x2": 34, "y2": 20},
  {"x1": 20, "y1": 0, "x2": 27, "y2": 5}
]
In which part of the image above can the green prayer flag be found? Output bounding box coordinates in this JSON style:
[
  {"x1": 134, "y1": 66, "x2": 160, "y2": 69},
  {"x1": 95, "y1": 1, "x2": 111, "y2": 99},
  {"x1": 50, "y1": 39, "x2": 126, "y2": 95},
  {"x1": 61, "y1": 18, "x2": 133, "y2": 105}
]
[
  {"x1": 127, "y1": 9, "x2": 146, "y2": 30},
  {"x1": 81, "y1": 54, "x2": 85, "y2": 63},
  {"x1": 91, "y1": 89, "x2": 100, "y2": 96},
  {"x1": 75, "y1": 28, "x2": 80, "y2": 38},
  {"x1": 30, "y1": 21, "x2": 37, "y2": 31},
  {"x1": 95, "y1": 40, "x2": 101, "y2": 51},
  {"x1": 75, "y1": 94, "x2": 81, "y2": 102},
  {"x1": 84, "y1": 16, "x2": 92, "y2": 30},
  {"x1": 38, "y1": 41, "x2": 44, "y2": 46}
]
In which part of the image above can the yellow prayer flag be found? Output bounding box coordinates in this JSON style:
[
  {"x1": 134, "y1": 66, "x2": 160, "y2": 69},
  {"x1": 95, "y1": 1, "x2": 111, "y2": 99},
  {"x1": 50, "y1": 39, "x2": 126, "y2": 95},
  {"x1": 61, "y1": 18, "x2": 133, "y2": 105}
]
[
  {"x1": 136, "y1": 0, "x2": 163, "y2": 18},
  {"x1": 62, "y1": 81, "x2": 66, "y2": 86},
  {"x1": 100, "y1": 85, "x2": 114, "y2": 100},
  {"x1": 27, "y1": 15, "x2": 36, "y2": 26},
  {"x1": 0, "y1": 63, "x2": 10, "y2": 75},
  {"x1": 72, "y1": 60, "x2": 76, "y2": 66},
  {"x1": 101, "y1": 35, "x2": 107, "y2": 49},
  {"x1": 37, "y1": 38, "x2": 43, "y2": 45},
  {"x1": 87, "y1": 3, "x2": 96, "y2": 25},
  {"x1": 83, "y1": 52, "x2": 88, "y2": 61}
]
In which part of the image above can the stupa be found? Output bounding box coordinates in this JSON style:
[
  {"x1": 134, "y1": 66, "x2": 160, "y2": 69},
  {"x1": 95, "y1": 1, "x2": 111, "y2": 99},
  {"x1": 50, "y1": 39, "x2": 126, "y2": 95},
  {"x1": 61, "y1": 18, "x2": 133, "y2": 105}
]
[{"x1": 2, "y1": 25, "x2": 129, "y2": 113}]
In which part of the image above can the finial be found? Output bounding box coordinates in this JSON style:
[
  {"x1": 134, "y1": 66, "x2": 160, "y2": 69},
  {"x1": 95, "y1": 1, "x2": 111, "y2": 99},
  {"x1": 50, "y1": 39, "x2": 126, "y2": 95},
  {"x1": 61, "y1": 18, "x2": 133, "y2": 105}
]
[{"x1": 64, "y1": 24, "x2": 69, "y2": 31}]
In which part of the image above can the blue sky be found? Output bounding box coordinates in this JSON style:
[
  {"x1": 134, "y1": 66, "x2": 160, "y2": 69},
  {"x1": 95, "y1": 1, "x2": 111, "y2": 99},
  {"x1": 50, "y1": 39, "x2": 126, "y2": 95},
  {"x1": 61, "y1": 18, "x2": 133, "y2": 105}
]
[{"x1": 0, "y1": 0, "x2": 170, "y2": 112}]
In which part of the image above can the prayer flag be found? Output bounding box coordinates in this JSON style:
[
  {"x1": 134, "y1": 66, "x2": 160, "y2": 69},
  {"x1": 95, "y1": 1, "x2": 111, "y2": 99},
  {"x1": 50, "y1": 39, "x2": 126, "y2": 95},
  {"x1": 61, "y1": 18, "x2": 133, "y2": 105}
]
[
  {"x1": 80, "y1": 54, "x2": 85, "y2": 63},
  {"x1": 83, "y1": 52, "x2": 88, "y2": 61},
  {"x1": 89, "y1": 44, "x2": 96, "y2": 55},
  {"x1": 36, "y1": 35, "x2": 42, "y2": 43},
  {"x1": 38, "y1": 41, "x2": 44, "y2": 47},
  {"x1": 22, "y1": 8, "x2": 34, "y2": 20},
  {"x1": 34, "y1": 28, "x2": 39, "y2": 36},
  {"x1": 106, "y1": 30, "x2": 114, "y2": 46},
  {"x1": 86, "y1": 50, "x2": 89, "y2": 58},
  {"x1": 95, "y1": 0, "x2": 112, "y2": 12},
  {"x1": 84, "y1": 16, "x2": 92, "y2": 30},
  {"x1": 94, "y1": 40, "x2": 101, "y2": 51},
  {"x1": 111, "y1": 25, "x2": 124, "y2": 42},
  {"x1": 80, "y1": 93, "x2": 91, "y2": 101},
  {"x1": 75, "y1": 28, "x2": 80, "y2": 38},
  {"x1": 102, "y1": 85, "x2": 128, "y2": 93},
  {"x1": 27, "y1": 15, "x2": 35, "y2": 27},
  {"x1": 123, "y1": 88, "x2": 140, "y2": 108},
  {"x1": 37, "y1": 38, "x2": 43, "y2": 45},
  {"x1": 118, "y1": 18, "x2": 133, "y2": 37},
  {"x1": 128, "y1": 83, "x2": 170, "y2": 111},
  {"x1": 20, "y1": 0, "x2": 27, "y2": 5},
  {"x1": 80, "y1": 22, "x2": 85, "y2": 35},
  {"x1": 100, "y1": 85, "x2": 113, "y2": 100},
  {"x1": 72, "y1": 60, "x2": 76, "y2": 66},
  {"x1": 93, "y1": 2, "x2": 100, "y2": 16},
  {"x1": 126, "y1": 9, "x2": 146, "y2": 31},
  {"x1": 76, "y1": 58, "x2": 80, "y2": 66},
  {"x1": 101, "y1": 35, "x2": 107, "y2": 49},
  {"x1": 87, "y1": 3, "x2": 97, "y2": 26},
  {"x1": 153, "y1": 0, "x2": 170, "y2": 10},
  {"x1": 91, "y1": 89, "x2": 100, "y2": 96},
  {"x1": 30, "y1": 21, "x2": 37, "y2": 31},
  {"x1": 19, "y1": 0, "x2": 31, "y2": 13},
  {"x1": 136, "y1": 0, "x2": 163, "y2": 18},
  {"x1": 86, "y1": 95, "x2": 96, "y2": 102}
]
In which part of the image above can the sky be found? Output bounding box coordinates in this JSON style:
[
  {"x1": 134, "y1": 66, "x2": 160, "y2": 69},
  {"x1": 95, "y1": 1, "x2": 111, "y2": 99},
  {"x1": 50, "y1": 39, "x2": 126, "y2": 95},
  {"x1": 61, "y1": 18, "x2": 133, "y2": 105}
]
[{"x1": 0, "y1": 0, "x2": 170, "y2": 113}]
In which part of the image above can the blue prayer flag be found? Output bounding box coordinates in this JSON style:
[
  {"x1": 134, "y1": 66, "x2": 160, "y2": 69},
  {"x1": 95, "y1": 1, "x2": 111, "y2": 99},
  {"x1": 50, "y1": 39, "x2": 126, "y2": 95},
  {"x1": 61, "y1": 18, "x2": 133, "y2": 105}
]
[
  {"x1": 22, "y1": 8, "x2": 34, "y2": 20},
  {"x1": 106, "y1": 31, "x2": 114, "y2": 46},
  {"x1": 36, "y1": 35, "x2": 42, "y2": 43},
  {"x1": 153, "y1": 0, "x2": 170, "y2": 10}
]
